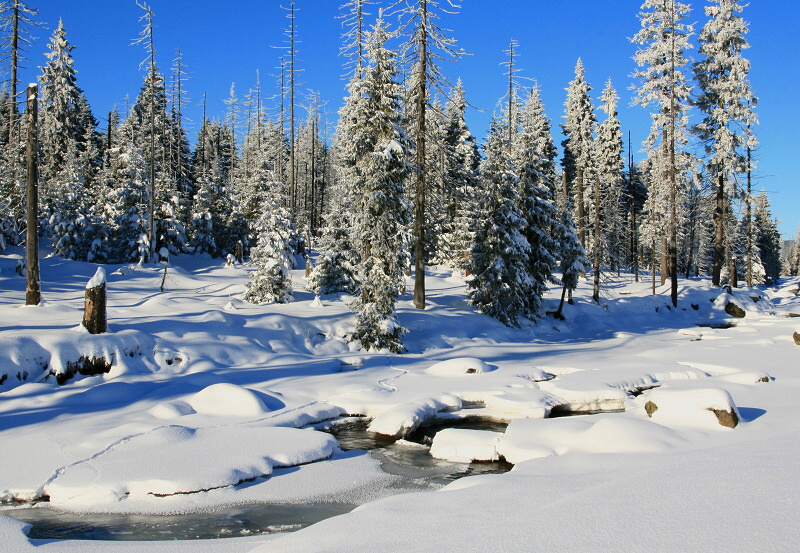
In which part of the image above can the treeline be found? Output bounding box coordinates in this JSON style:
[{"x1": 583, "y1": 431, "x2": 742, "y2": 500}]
[{"x1": 0, "y1": 1, "x2": 794, "y2": 350}]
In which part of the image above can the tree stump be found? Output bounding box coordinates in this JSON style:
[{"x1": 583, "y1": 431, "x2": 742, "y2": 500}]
[
  {"x1": 83, "y1": 267, "x2": 107, "y2": 334},
  {"x1": 235, "y1": 241, "x2": 244, "y2": 264}
]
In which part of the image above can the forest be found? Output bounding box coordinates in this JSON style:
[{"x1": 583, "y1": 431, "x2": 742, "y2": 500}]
[{"x1": 0, "y1": 0, "x2": 797, "y2": 352}]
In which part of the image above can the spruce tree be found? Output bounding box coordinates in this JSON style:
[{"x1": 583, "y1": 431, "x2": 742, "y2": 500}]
[
  {"x1": 561, "y1": 58, "x2": 596, "y2": 248},
  {"x1": 467, "y1": 120, "x2": 532, "y2": 328},
  {"x1": 694, "y1": 0, "x2": 757, "y2": 287},
  {"x1": 349, "y1": 15, "x2": 411, "y2": 352},
  {"x1": 632, "y1": 0, "x2": 694, "y2": 306}
]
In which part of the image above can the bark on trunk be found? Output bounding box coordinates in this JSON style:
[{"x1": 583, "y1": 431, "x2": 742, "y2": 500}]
[{"x1": 25, "y1": 84, "x2": 40, "y2": 306}]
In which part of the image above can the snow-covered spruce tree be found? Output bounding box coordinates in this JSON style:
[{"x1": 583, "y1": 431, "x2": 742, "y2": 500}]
[
  {"x1": 732, "y1": 214, "x2": 765, "y2": 285},
  {"x1": 512, "y1": 87, "x2": 560, "y2": 317},
  {"x1": 561, "y1": 58, "x2": 596, "y2": 248},
  {"x1": 694, "y1": 0, "x2": 757, "y2": 287},
  {"x1": 308, "y1": 10, "x2": 369, "y2": 297},
  {"x1": 595, "y1": 79, "x2": 625, "y2": 272},
  {"x1": 550, "y1": 204, "x2": 589, "y2": 320},
  {"x1": 631, "y1": 0, "x2": 694, "y2": 307},
  {"x1": 436, "y1": 78, "x2": 481, "y2": 272},
  {"x1": 467, "y1": 120, "x2": 532, "y2": 328},
  {"x1": 752, "y1": 191, "x2": 781, "y2": 285},
  {"x1": 348, "y1": 15, "x2": 412, "y2": 352},
  {"x1": 104, "y1": 141, "x2": 150, "y2": 263},
  {"x1": 38, "y1": 20, "x2": 86, "y2": 198},
  {"x1": 243, "y1": 201, "x2": 296, "y2": 304}
]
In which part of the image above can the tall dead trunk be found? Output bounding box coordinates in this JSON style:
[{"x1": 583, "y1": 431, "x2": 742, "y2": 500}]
[
  {"x1": 25, "y1": 84, "x2": 40, "y2": 306},
  {"x1": 412, "y1": 0, "x2": 429, "y2": 311},
  {"x1": 592, "y1": 172, "x2": 601, "y2": 303}
]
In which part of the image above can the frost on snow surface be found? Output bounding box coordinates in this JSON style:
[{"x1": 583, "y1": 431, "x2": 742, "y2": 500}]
[{"x1": 1, "y1": 252, "x2": 799, "y2": 553}]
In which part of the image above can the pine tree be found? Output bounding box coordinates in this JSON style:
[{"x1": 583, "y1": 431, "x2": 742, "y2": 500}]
[
  {"x1": 467, "y1": 121, "x2": 532, "y2": 328},
  {"x1": 632, "y1": 0, "x2": 694, "y2": 307},
  {"x1": 349, "y1": 15, "x2": 411, "y2": 352}
]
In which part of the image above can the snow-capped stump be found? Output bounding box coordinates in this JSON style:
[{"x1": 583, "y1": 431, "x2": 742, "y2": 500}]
[
  {"x1": 82, "y1": 267, "x2": 107, "y2": 334},
  {"x1": 643, "y1": 388, "x2": 741, "y2": 429},
  {"x1": 187, "y1": 383, "x2": 271, "y2": 417},
  {"x1": 425, "y1": 357, "x2": 493, "y2": 376},
  {"x1": 430, "y1": 428, "x2": 502, "y2": 463}
]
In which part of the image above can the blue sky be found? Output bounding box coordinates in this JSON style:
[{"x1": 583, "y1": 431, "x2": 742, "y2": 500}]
[{"x1": 15, "y1": 0, "x2": 800, "y2": 239}]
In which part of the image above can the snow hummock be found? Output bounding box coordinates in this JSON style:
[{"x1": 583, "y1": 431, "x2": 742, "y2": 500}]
[
  {"x1": 187, "y1": 383, "x2": 272, "y2": 417},
  {"x1": 44, "y1": 426, "x2": 337, "y2": 511}
]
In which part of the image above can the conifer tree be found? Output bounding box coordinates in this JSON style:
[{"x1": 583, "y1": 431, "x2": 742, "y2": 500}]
[
  {"x1": 349, "y1": 15, "x2": 411, "y2": 352},
  {"x1": 632, "y1": 0, "x2": 694, "y2": 307},
  {"x1": 436, "y1": 78, "x2": 480, "y2": 271},
  {"x1": 752, "y1": 191, "x2": 781, "y2": 284},
  {"x1": 561, "y1": 58, "x2": 596, "y2": 249},
  {"x1": 550, "y1": 205, "x2": 588, "y2": 320},
  {"x1": 694, "y1": 0, "x2": 757, "y2": 287},
  {"x1": 467, "y1": 120, "x2": 532, "y2": 328},
  {"x1": 512, "y1": 87, "x2": 560, "y2": 316}
]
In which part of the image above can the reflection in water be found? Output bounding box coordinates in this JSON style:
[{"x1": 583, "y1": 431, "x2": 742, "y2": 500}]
[{"x1": 4, "y1": 502, "x2": 357, "y2": 541}]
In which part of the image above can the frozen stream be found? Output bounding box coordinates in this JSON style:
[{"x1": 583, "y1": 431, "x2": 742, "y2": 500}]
[{"x1": 3, "y1": 416, "x2": 512, "y2": 541}]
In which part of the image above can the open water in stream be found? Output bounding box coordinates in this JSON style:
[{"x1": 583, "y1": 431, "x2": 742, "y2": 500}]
[{"x1": 3, "y1": 416, "x2": 512, "y2": 541}]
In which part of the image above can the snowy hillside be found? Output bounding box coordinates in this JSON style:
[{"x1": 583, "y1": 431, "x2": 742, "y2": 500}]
[{"x1": 1, "y1": 248, "x2": 799, "y2": 552}]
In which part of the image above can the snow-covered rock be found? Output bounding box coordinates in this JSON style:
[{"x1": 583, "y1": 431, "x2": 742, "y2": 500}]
[
  {"x1": 643, "y1": 388, "x2": 741, "y2": 429},
  {"x1": 367, "y1": 394, "x2": 462, "y2": 437},
  {"x1": 425, "y1": 357, "x2": 493, "y2": 376},
  {"x1": 430, "y1": 428, "x2": 502, "y2": 463}
]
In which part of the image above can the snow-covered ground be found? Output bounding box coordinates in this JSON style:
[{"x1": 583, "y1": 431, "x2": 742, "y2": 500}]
[{"x1": 1, "y1": 247, "x2": 799, "y2": 552}]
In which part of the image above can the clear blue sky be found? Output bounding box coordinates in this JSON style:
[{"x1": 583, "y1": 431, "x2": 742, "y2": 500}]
[{"x1": 16, "y1": 0, "x2": 800, "y2": 239}]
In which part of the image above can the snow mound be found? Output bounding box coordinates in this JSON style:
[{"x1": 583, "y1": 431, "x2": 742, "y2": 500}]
[
  {"x1": 642, "y1": 388, "x2": 741, "y2": 430},
  {"x1": 368, "y1": 394, "x2": 462, "y2": 437},
  {"x1": 148, "y1": 401, "x2": 196, "y2": 419},
  {"x1": 44, "y1": 426, "x2": 336, "y2": 510},
  {"x1": 482, "y1": 388, "x2": 561, "y2": 418},
  {"x1": 187, "y1": 383, "x2": 271, "y2": 417},
  {"x1": 425, "y1": 357, "x2": 493, "y2": 376},
  {"x1": 496, "y1": 416, "x2": 685, "y2": 464},
  {"x1": 430, "y1": 428, "x2": 502, "y2": 463}
]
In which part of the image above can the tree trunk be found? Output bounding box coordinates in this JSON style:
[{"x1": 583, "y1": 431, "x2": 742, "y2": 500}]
[
  {"x1": 712, "y1": 172, "x2": 725, "y2": 286},
  {"x1": 412, "y1": 0, "x2": 428, "y2": 311},
  {"x1": 592, "y1": 172, "x2": 601, "y2": 303},
  {"x1": 83, "y1": 268, "x2": 107, "y2": 334},
  {"x1": 25, "y1": 84, "x2": 40, "y2": 306}
]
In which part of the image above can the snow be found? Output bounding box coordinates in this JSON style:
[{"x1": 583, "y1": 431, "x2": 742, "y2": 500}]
[
  {"x1": 430, "y1": 428, "x2": 502, "y2": 462},
  {"x1": 86, "y1": 267, "x2": 107, "y2": 289},
  {"x1": 1, "y1": 251, "x2": 800, "y2": 552}
]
